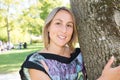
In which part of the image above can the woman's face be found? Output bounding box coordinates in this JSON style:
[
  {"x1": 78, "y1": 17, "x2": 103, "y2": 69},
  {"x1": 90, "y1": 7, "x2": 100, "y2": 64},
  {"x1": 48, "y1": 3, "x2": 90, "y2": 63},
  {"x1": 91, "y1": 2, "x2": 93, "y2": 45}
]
[{"x1": 48, "y1": 10, "x2": 74, "y2": 47}]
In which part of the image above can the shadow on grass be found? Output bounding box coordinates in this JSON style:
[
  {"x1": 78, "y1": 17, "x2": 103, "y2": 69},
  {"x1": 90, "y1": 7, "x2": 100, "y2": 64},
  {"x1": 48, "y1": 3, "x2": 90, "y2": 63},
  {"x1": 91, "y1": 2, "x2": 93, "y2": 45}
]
[{"x1": 0, "y1": 43, "x2": 43, "y2": 74}]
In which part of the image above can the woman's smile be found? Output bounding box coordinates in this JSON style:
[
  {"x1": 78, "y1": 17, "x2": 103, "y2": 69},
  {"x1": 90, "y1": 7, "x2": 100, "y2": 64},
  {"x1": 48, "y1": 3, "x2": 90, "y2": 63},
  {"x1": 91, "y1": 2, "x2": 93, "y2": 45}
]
[{"x1": 58, "y1": 35, "x2": 66, "y2": 40}]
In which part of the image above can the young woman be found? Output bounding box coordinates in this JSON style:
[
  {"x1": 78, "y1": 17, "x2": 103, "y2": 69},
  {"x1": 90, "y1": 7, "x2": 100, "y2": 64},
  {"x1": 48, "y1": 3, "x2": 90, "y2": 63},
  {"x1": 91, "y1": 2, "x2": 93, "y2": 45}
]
[{"x1": 19, "y1": 7, "x2": 120, "y2": 80}]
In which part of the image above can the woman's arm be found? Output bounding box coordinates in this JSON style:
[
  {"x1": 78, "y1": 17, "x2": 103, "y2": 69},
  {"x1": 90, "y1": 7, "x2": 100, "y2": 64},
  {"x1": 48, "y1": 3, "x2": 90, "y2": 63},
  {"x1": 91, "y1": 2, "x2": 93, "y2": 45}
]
[
  {"x1": 97, "y1": 56, "x2": 120, "y2": 80},
  {"x1": 29, "y1": 69, "x2": 51, "y2": 80}
]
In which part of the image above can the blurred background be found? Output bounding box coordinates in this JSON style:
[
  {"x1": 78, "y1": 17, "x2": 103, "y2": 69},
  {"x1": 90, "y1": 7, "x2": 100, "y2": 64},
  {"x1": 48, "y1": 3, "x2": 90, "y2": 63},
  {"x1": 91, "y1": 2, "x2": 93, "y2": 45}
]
[{"x1": 0, "y1": 0, "x2": 69, "y2": 80}]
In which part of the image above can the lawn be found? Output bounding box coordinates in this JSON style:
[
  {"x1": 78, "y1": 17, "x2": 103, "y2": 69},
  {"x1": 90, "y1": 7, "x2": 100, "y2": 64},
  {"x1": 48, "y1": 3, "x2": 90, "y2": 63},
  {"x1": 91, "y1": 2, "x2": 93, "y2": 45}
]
[{"x1": 0, "y1": 43, "x2": 43, "y2": 74}]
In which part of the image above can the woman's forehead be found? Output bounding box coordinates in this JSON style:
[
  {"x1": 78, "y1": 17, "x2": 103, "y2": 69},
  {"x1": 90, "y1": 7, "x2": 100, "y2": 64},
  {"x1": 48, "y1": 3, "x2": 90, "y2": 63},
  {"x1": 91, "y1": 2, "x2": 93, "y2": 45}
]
[{"x1": 52, "y1": 10, "x2": 74, "y2": 22}]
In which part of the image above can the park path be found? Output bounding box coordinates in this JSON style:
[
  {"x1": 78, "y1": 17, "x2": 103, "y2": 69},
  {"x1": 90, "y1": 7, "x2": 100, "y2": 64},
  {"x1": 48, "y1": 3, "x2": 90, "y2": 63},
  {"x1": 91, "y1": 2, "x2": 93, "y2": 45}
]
[{"x1": 0, "y1": 72, "x2": 21, "y2": 80}]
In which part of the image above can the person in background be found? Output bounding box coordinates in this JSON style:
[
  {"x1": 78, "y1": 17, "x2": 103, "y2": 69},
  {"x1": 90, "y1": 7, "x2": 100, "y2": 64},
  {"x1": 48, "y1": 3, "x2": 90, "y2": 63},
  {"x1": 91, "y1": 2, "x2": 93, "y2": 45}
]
[
  {"x1": 23, "y1": 42, "x2": 27, "y2": 49},
  {"x1": 19, "y1": 7, "x2": 120, "y2": 80},
  {"x1": 19, "y1": 42, "x2": 22, "y2": 49}
]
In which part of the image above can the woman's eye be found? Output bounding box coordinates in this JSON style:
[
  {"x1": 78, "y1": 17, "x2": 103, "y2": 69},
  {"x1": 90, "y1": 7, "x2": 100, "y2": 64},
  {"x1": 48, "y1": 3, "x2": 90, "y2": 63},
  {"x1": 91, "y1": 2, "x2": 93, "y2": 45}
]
[
  {"x1": 67, "y1": 24, "x2": 73, "y2": 27},
  {"x1": 56, "y1": 22, "x2": 61, "y2": 25}
]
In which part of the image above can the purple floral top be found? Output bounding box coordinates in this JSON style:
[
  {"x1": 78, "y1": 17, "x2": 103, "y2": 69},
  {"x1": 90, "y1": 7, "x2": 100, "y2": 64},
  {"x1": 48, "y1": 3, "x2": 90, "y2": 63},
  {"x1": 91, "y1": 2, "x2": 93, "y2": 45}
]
[{"x1": 19, "y1": 48, "x2": 87, "y2": 80}]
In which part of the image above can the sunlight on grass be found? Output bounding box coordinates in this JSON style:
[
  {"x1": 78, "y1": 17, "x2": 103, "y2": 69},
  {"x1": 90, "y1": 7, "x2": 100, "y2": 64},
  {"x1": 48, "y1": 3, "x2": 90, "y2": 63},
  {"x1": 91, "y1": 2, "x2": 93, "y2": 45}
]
[
  {"x1": 0, "y1": 43, "x2": 43, "y2": 74},
  {"x1": 1, "y1": 49, "x2": 38, "y2": 55},
  {"x1": 0, "y1": 63, "x2": 21, "y2": 74}
]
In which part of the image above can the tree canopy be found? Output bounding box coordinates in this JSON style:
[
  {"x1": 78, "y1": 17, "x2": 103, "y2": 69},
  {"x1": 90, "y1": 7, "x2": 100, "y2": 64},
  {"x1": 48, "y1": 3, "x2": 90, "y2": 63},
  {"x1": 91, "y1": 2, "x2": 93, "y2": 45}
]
[{"x1": 0, "y1": 0, "x2": 69, "y2": 43}]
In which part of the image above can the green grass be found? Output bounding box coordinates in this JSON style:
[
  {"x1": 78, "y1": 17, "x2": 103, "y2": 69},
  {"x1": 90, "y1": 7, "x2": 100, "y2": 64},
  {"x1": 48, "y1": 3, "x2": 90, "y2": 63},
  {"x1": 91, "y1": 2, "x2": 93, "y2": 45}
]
[{"x1": 0, "y1": 43, "x2": 43, "y2": 74}]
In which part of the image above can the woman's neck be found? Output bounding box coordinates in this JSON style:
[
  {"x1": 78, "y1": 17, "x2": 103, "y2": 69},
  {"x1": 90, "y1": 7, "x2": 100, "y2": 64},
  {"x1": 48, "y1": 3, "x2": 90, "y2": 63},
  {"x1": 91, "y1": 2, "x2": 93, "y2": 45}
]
[
  {"x1": 46, "y1": 44, "x2": 71, "y2": 57},
  {"x1": 48, "y1": 45, "x2": 65, "y2": 54}
]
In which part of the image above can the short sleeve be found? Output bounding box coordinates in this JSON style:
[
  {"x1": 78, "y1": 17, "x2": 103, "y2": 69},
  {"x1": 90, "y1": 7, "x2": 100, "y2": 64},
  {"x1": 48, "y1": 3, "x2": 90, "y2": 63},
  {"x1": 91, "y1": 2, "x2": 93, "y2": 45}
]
[{"x1": 19, "y1": 53, "x2": 49, "y2": 80}]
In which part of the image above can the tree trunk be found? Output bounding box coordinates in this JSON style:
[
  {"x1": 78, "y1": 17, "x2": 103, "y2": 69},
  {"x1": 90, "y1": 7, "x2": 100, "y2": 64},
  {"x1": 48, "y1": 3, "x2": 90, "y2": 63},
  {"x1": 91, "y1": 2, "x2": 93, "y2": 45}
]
[
  {"x1": 70, "y1": 0, "x2": 120, "y2": 79},
  {"x1": 6, "y1": 6, "x2": 10, "y2": 43},
  {"x1": 6, "y1": 17, "x2": 10, "y2": 43}
]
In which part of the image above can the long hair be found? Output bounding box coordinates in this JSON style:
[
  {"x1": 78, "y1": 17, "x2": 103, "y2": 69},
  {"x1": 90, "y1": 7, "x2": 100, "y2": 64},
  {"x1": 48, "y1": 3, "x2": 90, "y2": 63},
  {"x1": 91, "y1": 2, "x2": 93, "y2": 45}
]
[{"x1": 43, "y1": 6, "x2": 78, "y2": 51}]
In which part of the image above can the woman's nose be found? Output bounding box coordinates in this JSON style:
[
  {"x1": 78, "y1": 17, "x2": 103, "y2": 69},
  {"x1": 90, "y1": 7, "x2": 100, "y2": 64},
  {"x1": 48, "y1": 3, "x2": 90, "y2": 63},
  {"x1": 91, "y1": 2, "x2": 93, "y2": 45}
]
[{"x1": 62, "y1": 25, "x2": 67, "y2": 33}]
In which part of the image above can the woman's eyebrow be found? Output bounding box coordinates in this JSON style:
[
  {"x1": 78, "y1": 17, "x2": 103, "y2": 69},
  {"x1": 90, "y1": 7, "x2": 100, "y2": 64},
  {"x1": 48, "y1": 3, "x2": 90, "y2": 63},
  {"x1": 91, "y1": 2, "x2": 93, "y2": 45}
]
[
  {"x1": 53, "y1": 19, "x2": 62, "y2": 22},
  {"x1": 53, "y1": 19, "x2": 73, "y2": 24},
  {"x1": 68, "y1": 22, "x2": 73, "y2": 24}
]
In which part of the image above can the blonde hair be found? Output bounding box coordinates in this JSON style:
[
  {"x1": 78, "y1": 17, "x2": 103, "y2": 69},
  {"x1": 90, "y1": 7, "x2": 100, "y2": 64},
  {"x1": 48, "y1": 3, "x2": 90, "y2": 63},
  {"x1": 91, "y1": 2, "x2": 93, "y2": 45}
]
[{"x1": 43, "y1": 6, "x2": 78, "y2": 51}]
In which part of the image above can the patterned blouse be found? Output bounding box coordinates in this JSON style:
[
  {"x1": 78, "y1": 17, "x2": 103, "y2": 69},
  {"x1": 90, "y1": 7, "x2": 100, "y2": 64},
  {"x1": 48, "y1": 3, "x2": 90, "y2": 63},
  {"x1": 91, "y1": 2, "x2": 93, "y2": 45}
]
[{"x1": 19, "y1": 48, "x2": 87, "y2": 80}]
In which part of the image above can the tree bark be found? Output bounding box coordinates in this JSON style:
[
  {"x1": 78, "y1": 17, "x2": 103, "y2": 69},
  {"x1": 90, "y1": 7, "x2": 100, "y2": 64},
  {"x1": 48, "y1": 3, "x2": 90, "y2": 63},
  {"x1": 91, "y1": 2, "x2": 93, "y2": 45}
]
[{"x1": 70, "y1": 0, "x2": 120, "y2": 79}]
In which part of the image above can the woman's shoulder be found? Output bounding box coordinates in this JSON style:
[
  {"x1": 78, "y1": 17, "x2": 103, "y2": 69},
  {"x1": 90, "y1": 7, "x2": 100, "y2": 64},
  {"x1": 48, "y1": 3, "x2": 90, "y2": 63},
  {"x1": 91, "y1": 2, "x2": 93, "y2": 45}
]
[
  {"x1": 26, "y1": 48, "x2": 47, "y2": 58},
  {"x1": 24, "y1": 51, "x2": 46, "y2": 63},
  {"x1": 21, "y1": 51, "x2": 48, "y2": 70},
  {"x1": 74, "y1": 47, "x2": 81, "y2": 53},
  {"x1": 72, "y1": 48, "x2": 83, "y2": 63},
  {"x1": 71, "y1": 47, "x2": 81, "y2": 56},
  {"x1": 69, "y1": 48, "x2": 81, "y2": 60}
]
